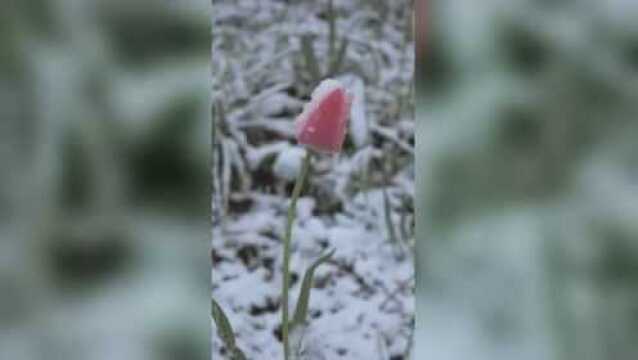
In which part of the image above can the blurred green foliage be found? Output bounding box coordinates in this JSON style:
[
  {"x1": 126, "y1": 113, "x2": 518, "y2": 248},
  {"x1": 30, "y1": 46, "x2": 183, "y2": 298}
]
[
  {"x1": 1, "y1": 1, "x2": 210, "y2": 359},
  {"x1": 417, "y1": 1, "x2": 638, "y2": 359}
]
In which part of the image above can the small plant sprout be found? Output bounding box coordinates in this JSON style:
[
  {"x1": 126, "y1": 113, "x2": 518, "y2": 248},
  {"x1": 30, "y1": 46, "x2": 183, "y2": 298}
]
[
  {"x1": 281, "y1": 78, "x2": 351, "y2": 360},
  {"x1": 211, "y1": 298, "x2": 247, "y2": 360}
]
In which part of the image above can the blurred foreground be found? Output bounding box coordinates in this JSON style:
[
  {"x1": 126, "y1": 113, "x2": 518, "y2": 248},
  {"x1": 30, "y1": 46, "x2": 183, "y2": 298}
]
[
  {"x1": 416, "y1": 1, "x2": 638, "y2": 359},
  {"x1": 1, "y1": 1, "x2": 210, "y2": 359}
]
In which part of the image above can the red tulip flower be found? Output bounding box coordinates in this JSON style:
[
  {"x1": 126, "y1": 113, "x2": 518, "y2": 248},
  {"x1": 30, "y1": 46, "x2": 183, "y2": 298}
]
[
  {"x1": 295, "y1": 79, "x2": 351, "y2": 153},
  {"x1": 280, "y1": 79, "x2": 351, "y2": 359}
]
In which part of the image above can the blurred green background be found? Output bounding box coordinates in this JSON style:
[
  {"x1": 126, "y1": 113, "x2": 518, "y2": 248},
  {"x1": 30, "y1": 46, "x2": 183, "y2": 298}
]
[
  {"x1": 1, "y1": 1, "x2": 210, "y2": 359},
  {"x1": 416, "y1": 0, "x2": 638, "y2": 359}
]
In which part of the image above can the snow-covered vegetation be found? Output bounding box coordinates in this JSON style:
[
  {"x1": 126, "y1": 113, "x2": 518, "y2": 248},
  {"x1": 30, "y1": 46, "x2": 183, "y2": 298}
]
[{"x1": 211, "y1": 1, "x2": 415, "y2": 359}]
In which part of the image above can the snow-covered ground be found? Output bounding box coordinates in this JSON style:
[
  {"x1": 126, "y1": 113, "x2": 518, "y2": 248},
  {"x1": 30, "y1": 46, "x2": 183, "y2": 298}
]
[{"x1": 211, "y1": 1, "x2": 414, "y2": 359}]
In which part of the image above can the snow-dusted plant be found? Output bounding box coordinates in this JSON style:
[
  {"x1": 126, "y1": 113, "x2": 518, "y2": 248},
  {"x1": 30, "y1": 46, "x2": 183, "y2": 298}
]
[
  {"x1": 282, "y1": 78, "x2": 351, "y2": 360},
  {"x1": 211, "y1": 1, "x2": 415, "y2": 357},
  {"x1": 211, "y1": 78, "x2": 352, "y2": 360}
]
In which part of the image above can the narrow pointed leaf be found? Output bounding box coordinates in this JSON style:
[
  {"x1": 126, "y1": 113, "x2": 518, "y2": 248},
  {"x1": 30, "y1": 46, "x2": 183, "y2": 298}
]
[
  {"x1": 328, "y1": 37, "x2": 349, "y2": 76},
  {"x1": 301, "y1": 34, "x2": 322, "y2": 83},
  {"x1": 328, "y1": 0, "x2": 337, "y2": 58},
  {"x1": 383, "y1": 187, "x2": 398, "y2": 246},
  {"x1": 211, "y1": 298, "x2": 247, "y2": 360},
  {"x1": 291, "y1": 249, "x2": 335, "y2": 328}
]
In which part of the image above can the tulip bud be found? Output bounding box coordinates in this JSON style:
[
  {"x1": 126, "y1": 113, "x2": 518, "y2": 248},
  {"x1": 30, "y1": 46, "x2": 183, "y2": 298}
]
[{"x1": 295, "y1": 79, "x2": 351, "y2": 153}]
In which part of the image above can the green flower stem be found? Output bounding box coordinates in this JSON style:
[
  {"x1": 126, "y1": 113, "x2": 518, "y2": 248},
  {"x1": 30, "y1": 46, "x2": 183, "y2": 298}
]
[{"x1": 282, "y1": 151, "x2": 311, "y2": 360}]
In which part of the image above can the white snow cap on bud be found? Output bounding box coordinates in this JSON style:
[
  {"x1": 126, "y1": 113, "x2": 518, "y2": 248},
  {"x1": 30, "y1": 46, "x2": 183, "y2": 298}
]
[{"x1": 310, "y1": 78, "x2": 343, "y2": 101}]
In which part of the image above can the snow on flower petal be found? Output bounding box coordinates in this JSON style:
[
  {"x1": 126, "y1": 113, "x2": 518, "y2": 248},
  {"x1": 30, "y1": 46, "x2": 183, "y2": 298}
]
[{"x1": 295, "y1": 78, "x2": 351, "y2": 153}]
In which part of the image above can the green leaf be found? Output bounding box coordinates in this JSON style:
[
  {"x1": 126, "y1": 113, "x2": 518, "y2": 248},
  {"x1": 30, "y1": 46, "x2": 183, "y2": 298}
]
[
  {"x1": 291, "y1": 249, "x2": 336, "y2": 328},
  {"x1": 327, "y1": 0, "x2": 337, "y2": 58},
  {"x1": 328, "y1": 37, "x2": 349, "y2": 77},
  {"x1": 211, "y1": 298, "x2": 247, "y2": 360},
  {"x1": 382, "y1": 187, "x2": 398, "y2": 246},
  {"x1": 301, "y1": 34, "x2": 322, "y2": 84}
]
